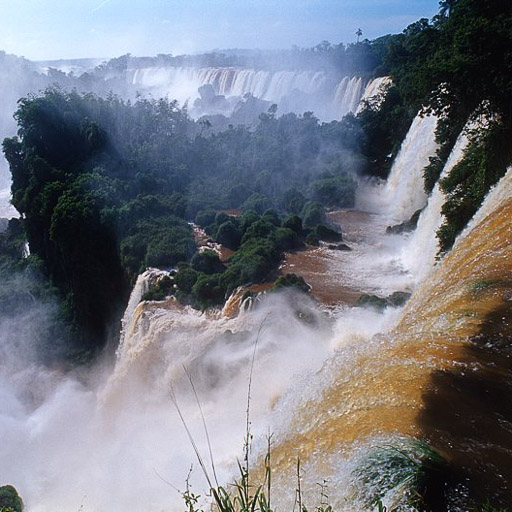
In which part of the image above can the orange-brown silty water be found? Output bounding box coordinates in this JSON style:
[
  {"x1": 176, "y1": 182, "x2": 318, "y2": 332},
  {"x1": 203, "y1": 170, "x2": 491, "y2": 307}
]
[{"x1": 264, "y1": 184, "x2": 512, "y2": 507}]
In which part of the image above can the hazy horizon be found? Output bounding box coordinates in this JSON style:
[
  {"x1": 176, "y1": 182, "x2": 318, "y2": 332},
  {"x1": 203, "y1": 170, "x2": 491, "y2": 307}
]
[{"x1": 1, "y1": 0, "x2": 439, "y2": 61}]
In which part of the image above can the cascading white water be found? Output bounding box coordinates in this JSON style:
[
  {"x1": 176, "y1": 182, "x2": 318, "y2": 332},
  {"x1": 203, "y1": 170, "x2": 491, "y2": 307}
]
[
  {"x1": 384, "y1": 114, "x2": 438, "y2": 222},
  {"x1": 458, "y1": 165, "x2": 512, "y2": 240},
  {"x1": 357, "y1": 113, "x2": 438, "y2": 222},
  {"x1": 332, "y1": 76, "x2": 364, "y2": 118},
  {"x1": 128, "y1": 67, "x2": 387, "y2": 121},
  {"x1": 400, "y1": 129, "x2": 471, "y2": 282},
  {"x1": 118, "y1": 268, "x2": 171, "y2": 353},
  {"x1": 0, "y1": 290, "x2": 338, "y2": 511},
  {"x1": 355, "y1": 76, "x2": 391, "y2": 113}
]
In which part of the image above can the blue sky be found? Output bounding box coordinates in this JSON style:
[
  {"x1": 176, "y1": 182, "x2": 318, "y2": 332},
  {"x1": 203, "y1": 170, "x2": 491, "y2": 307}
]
[{"x1": 0, "y1": 0, "x2": 440, "y2": 61}]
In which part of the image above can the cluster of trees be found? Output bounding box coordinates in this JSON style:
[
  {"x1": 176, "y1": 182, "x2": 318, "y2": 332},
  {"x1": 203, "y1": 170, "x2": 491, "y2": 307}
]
[
  {"x1": 142, "y1": 206, "x2": 339, "y2": 310},
  {"x1": 2, "y1": 88, "x2": 361, "y2": 352},
  {"x1": 178, "y1": 208, "x2": 340, "y2": 308}
]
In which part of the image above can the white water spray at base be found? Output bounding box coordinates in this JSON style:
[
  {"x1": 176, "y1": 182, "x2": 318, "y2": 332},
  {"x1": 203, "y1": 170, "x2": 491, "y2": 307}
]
[
  {"x1": 400, "y1": 129, "x2": 471, "y2": 283},
  {"x1": 357, "y1": 113, "x2": 438, "y2": 223}
]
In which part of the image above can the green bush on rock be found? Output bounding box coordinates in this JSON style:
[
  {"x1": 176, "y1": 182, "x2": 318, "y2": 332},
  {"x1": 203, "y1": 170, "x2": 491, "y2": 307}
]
[{"x1": 0, "y1": 485, "x2": 23, "y2": 512}]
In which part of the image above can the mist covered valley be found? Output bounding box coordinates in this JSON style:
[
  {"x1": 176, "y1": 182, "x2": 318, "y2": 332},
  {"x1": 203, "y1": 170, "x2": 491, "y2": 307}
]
[{"x1": 1, "y1": 1, "x2": 512, "y2": 511}]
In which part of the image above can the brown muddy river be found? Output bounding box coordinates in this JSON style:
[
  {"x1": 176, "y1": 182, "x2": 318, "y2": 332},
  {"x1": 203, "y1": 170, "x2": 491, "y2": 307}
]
[{"x1": 280, "y1": 209, "x2": 412, "y2": 306}]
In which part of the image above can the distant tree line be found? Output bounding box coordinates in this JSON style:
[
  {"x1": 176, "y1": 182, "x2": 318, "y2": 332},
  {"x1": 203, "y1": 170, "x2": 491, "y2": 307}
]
[{"x1": 94, "y1": 39, "x2": 389, "y2": 77}]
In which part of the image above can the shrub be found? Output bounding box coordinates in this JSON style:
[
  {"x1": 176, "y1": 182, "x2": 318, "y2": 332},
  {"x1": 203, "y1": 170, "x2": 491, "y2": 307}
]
[
  {"x1": 191, "y1": 250, "x2": 225, "y2": 274},
  {"x1": 195, "y1": 208, "x2": 217, "y2": 228},
  {"x1": 0, "y1": 485, "x2": 23, "y2": 512},
  {"x1": 239, "y1": 210, "x2": 260, "y2": 232},
  {"x1": 282, "y1": 187, "x2": 307, "y2": 214},
  {"x1": 174, "y1": 266, "x2": 199, "y2": 294},
  {"x1": 261, "y1": 209, "x2": 281, "y2": 226},
  {"x1": 215, "y1": 220, "x2": 242, "y2": 250},
  {"x1": 283, "y1": 214, "x2": 303, "y2": 235},
  {"x1": 272, "y1": 227, "x2": 301, "y2": 251},
  {"x1": 192, "y1": 273, "x2": 225, "y2": 308},
  {"x1": 301, "y1": 201, "x2": 326, "y2": 228},
  {"x1": 356, "y1": 294, "x2": 388, "y2": 310},
  {"x1": 215, "y1": 212, "x2": 230, "y2": 226},
  {"x1": 242, "y1": 193, "x2": 272, "y2": 214},
  {"x1": 226, "y1": 183, "x2": 252, "y2": 207},
  {"x1": 241, "y1": 219, "x2": 274, "y2": 245}
]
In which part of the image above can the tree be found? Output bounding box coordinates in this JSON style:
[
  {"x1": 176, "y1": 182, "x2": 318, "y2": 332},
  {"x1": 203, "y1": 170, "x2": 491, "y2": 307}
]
[{"x1": 215, "y1": 221, "x2": 241, "y2": 250}]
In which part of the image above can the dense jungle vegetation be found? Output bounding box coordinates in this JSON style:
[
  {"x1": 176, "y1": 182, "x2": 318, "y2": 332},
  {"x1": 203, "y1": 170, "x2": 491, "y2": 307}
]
[
  {"x1": 1, "y1": 87, "x2": 384, "y2": 354},
  {"x1": 1, "y1": 0, "x2": 511, "y2": 358}
]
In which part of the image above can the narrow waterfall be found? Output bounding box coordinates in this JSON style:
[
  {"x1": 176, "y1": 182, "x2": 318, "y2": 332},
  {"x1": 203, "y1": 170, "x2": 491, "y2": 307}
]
[
  {"x1": 357, "y1": 113, "x2": 438, "y2": 222},
  {"x1": 332, "y1": 76, "x2": 363, "y2": 118},
  {"x1": 400, "y1": 128, "x2": 471, "y2": 282},
  {"x1": 356, "y1": 76, "x2": 392, "y2": 113},
  {"x1": 382, "y1": 113, "x2": 438, "y2": 221},
  {"x1": 118, "y1": 268, "x2": 170, "y2": 353}
]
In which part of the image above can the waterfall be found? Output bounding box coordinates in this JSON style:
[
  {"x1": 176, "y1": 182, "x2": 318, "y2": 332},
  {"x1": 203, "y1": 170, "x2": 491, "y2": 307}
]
[
  {"x1": 118, "y1": 268, "x2": 170, "y2": 353},
  {"x1": 382, "y1": 113, "x2": 438, "y2": 221},
  {"x1": 356, "y1": 113, "x2": 438, "y2": 222},
  {"x1": 261, "y1": 163, "x2": 512, "y2": 510},
  {"x1": 0, "y1": 289, "x2": 333, "y2": 511},
  {"x1": 128, "y1": 66, "x2": 388, "y2": 121},
  {"x1": 333, "y1": 76, "x2": 363, "y2": 118},
  {"x1": 400, "y1": 128, "x2": 471, "y2": 282},
  {"x1": 356, "y1": 76, "x2": 391, "y2": 113}
]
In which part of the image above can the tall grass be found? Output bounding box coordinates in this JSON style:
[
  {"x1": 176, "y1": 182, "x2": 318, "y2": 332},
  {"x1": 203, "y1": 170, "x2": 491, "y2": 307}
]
[{"x1": 169, "y1": 320, "x2": 504, "y2": 512}]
